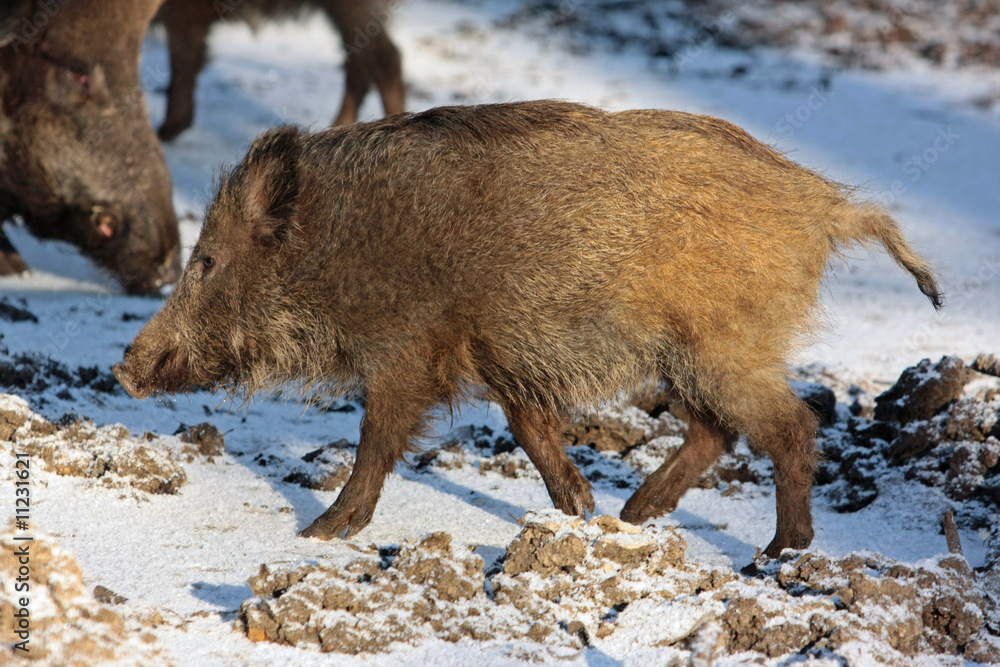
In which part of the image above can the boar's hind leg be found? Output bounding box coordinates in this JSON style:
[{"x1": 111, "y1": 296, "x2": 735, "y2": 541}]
[
  {"x1": 502, "y1": 402, "x2": 595, "y2": 516},
  {"x1": 158, "y1": 13, "x2": 210, "y2": 141},
  {"x1": 300, "y1": 381, "x2": 430, "y2": 540},
  {"x1": 621, "y1": 410, "x2": 734, "y2": 526},
  {"x1": 748, "y1": 393, "x2": 818, "y2": 558},
  {"x1": 719, "y1": 384, "x2": 818, "y2": 558}
]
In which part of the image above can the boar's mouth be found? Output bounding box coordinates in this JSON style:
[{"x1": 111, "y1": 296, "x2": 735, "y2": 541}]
[
  {"x1": 113, "y1": 347, "x2": 191, "y2": 400},
  {"x1": 19, "y1": 203, "x2": 181, "y2": 296}
]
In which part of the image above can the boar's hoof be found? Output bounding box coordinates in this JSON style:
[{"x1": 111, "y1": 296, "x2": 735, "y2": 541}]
[
  {"x1": 549, "y1": 478, "x2": 596, "y2": 517},
  {"x1": 158, "y1": 117, "x2": 191, "y2": 143},
  {"x1": 761, "y1": 527, "x2": 814, "y2": 560},
  {"x1": 0, "y1": 246, "x2": 29, "y2": 276},
  {"x1": 299, "y1": 499, "x2": 375, "y2": 540},
  {"x1": 619, "y1": 490, "x2": 676, "y2": 527}
]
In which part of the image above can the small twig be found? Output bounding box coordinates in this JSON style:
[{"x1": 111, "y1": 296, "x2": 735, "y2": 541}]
[{"x1": 943, "y1": 510, "x2": 963, "y2": 556}]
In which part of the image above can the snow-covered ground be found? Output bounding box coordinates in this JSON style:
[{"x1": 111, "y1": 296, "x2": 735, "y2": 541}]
[{"x1": 1, "y1": 1, "x2": 999, "y2": 664}]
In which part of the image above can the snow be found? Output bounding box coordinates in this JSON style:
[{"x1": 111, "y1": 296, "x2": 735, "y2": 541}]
[{"x1": 1, "y1": 0, "x2": 999, "y2": 664}]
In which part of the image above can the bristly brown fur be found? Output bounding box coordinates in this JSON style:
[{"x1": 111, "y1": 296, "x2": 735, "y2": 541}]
[{"x1": 115, "y1": 101, "x2": 942, "y2": 556}]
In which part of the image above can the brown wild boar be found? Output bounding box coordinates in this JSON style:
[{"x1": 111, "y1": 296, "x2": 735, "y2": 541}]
[
  {"x1": 155, "y1": 0, "x2": 404, "y2": 141},
  {"x1": 114, "y1": 101, "x2": 941, "y2": 557},
  {"x1": 0, "y1": 0, "x2": 182, "y2": 294}
]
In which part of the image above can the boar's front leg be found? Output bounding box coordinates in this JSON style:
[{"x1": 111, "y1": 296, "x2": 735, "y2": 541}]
[
  {"x1": 300, "y1": 379, "x2": 430, "y2": 540},
  {"x1": 621, "y1": 410, "x2": 734, "y2": 524},
  {"x1": 502, "y1": 401, "x2": 595, "y2": 516}
]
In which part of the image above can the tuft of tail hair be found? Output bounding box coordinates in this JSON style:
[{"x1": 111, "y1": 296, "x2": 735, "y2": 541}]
[{"x1": 828, "y1": 204, "x2": 943, "y2": 310}]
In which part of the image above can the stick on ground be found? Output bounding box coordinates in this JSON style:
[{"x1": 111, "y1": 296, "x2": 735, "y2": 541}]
[{"x1": 943, "y1": 510, "x2": 963, "y2": 556}]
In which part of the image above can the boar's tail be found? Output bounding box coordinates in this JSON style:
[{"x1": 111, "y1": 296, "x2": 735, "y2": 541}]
[{"x1": 829, "y1": 204, "x2": 944, "y2": 311}]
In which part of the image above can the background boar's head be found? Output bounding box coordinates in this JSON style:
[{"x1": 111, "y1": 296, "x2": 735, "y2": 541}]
[
  {"x1": 0, "y1": 0, "x2": 181, "y2": 294},
  {"x1": 115, "y1": 126, "x2": 305, "y2": 399}
]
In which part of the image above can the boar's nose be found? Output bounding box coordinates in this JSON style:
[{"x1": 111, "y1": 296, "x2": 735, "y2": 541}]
[{"x1": 112, "y1": 362, "x2": 149, "y2": 400}]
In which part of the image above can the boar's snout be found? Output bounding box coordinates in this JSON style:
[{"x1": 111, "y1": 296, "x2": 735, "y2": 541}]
[
  {"x1": 113, "y1": 336, "x2": 191, "y2": 399},
  {"x1": 113, "y1": 362, "x2": 149, "y2": 400},
  {"x1": 109, "y1": 205, "x2": 182, "y2": 296}
]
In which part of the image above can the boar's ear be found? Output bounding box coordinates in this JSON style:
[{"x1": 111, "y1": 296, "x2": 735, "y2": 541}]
[{"x1": 241, "y1": 126, "x2": 302, "y2": 243}]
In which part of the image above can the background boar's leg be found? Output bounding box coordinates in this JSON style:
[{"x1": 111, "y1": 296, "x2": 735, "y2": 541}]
[
  {"x1": 158, "y1": 12, "x2": 210, "y2": 141},
  {"x1": 332, "y1": 32, "x2": 404, "y2": 126},
  {"x1": 0, "y1": 229, "x2": 28, "y2": 275},
  {"x1": 621, "y1": 410, "x2": 735, "y2": 525},
  {"x1": 502, "y1": 402, "x2": 595, "y2": 516},
  {"x1": 300, "y1": 379, "x2": 431, "y2": 540}
]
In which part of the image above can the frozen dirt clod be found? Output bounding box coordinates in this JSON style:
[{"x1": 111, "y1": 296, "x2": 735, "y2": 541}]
[
  {"x1": 238, "y1": 510, "x2": 1000, "y2": 661},
  {"x1": 0, "y1": 297, "x2": 37, "y2": 324},
  {"x1": 0, "y1": 393, "x2": 187, "y2": 495},
  {"x1": 563, "y1": 404, "x2": 686, "y2": 454},
  {"x1": 178, "y1": 422, "x2": 226, "y2": 459},
  {"x1": 0, "y1": 521, "x2": 166, "y2": 665},
  {"x1": 973, "y1": 353, "x2": 1000, "y2": 378},
  {"x1": 813, "y1": 357, "x2": 1000, "y2": 525},
  {"x1": 282, "y1": 439, "x2": 356, "y2": 492},
  {"x1": 874, "y1": 356, "x2": 971, "y2": 424},
  {"x1": 735, "y1": 549, "x2": 1000, "y2": 661},
  {"x1": 240, "y1": 530, "x2": 490, "y2": 653}
]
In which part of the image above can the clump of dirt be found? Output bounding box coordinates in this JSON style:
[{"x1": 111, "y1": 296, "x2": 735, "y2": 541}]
[
  {"x1": 874, "y1": 356, "x2": 971, "y2": 424},
  {"x1": 563, "y1": 404, "x2": 686, "y2": 453},
  {"x1": 814, "y1": 356, "x2": 1000, "y2": 525},
  {"x1": 239, "y1": 510, "x2": 999, "y2": 661},
  {"x1": 0, "y1": 521, "x2": 166, "y2": 665},
  {"x1": 491, "y1": 511, "x2": 730, "y2": 649},
  {"x1": 479, "y1": 450, "x2": 540, "y2": 480},
  {"x1": 239, "y1": 511, "x2": 731, "y2": 654},
  {"x1": 0, "y1": 349, "x2": 119, "y2": 398},
  {"x1": 239, "y1": 531, "x2": 490, "y2": 653},
  {"x1": 732, "y1": 549, "x2": 1000, "y2": 661},
  {"x1": 178, "y1": 422, "x2": 226, "y2": 460},
  {"x1": 0, "y1": 296, "x2": 37, "y2": 323},
  {"x1": 414, "y1": 439, "x2": 467, "y2": 470},
  {"x1": 1, "y1": 393, "x2": 187, "y2": 495},
  {"x1": 282, "y1": 439, "x2": 356, "y2": 492}
]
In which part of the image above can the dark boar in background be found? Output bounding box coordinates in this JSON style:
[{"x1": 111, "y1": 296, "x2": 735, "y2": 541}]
[
  {"x1": 114, "y1": 101, "x2": 942, "y2": 557},
  {"x1": 156, "y1": 0, "x2": 404, "y2": 140},
  {"x1": 0, "y1": 0, "x2": 182, "y2": 294}
]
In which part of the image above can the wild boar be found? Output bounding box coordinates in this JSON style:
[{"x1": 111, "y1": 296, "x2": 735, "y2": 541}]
[
  {"x1": 113, "y1": 101, "x2": 941, "y2": 557},
  {"x1": 0, "y1": 0, "x2": 182, "y2": 295},
  {"x1": 155, "y1": 0, "x2": 404, "y2": 141}
]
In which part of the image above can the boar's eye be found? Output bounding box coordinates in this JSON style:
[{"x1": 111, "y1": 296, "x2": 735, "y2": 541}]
[{"x1": 201, "y1": 256, "x2": 216, "y2": 275}]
